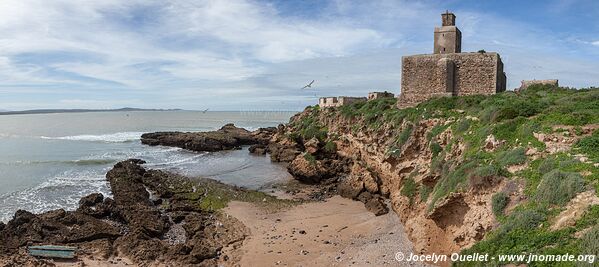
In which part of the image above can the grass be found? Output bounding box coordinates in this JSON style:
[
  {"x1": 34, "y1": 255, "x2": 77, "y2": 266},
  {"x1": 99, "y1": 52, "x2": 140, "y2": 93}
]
[
  {"x1": 496, "y1": 147, "x2": 527, "y2": 167},
  {"x1": 401, "y1": 176, "x2": 418, "y2": 206},
  {"x1": 575, "y1": 129, "x2": 599, "y2": 162},
  {"x1": 491, "y1": 192, "x2": 509, "y2": 217},
  {"x1": 534, "y1": 170, "x2": 585, "y2": 206}
]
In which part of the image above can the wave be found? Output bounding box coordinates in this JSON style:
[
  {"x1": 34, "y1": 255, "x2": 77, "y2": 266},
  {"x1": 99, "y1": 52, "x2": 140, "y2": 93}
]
[
  {"x1": 40, "y1": 132, "x2": 144, "y2": 143},
  {"x1": 2, "y1": 159, "x2": 116, "y2": 166}
]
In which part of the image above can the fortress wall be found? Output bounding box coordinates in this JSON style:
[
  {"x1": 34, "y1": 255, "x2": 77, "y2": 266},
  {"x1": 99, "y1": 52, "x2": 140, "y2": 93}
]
[{"x1": 398, "y1": 52, "x2": 505, "y2": 108}]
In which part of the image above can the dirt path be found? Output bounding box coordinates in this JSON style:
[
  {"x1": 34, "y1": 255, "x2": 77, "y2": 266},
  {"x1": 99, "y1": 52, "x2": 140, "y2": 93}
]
[{"x1": 224, "y1": 196, "x2": 428, "y2": 267}]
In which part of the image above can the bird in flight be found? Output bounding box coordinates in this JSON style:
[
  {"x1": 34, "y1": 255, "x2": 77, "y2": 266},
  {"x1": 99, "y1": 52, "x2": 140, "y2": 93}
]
[{"x1": 301, "y1": 80, "x2": 315, "y2": 89}]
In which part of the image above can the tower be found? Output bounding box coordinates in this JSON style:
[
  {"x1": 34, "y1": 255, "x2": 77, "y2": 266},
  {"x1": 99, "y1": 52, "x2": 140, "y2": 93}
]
[{"x1": 434, "y1": 11, "x2": 461, "y2": 54}]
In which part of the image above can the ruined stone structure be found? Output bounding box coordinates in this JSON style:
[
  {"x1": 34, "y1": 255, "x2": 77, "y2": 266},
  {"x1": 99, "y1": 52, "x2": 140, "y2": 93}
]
[
  {"x1": 520, "y1": 79, "x2": 558, "y2": 90},
  {"x1": 398, "y1": 12, "x2": 507, "y2": 109},
  {"x1": 319, "y1": 96, "x2": 366, "y2": 108},
  {"x1": 368, "y1": 91, "x2": 395, "y2": 100}
]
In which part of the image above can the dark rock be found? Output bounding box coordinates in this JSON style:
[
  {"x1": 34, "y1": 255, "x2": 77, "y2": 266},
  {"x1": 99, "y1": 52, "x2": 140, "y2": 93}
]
[
  {"x1": 79, "y1": 193, "x2": 104, "y2": 207},
  {"x1": 364, "y1": 197, "x2": 389, "y2": 216},
  {"x1": 141, "y1": 124, "x2": 274, "y2": 153},
  {"x1": 357, "y1": 191, "x2": 373, "y2": 204},
  {"x1": 249, "y1": 144, "x2": 267, "y2": 155}
]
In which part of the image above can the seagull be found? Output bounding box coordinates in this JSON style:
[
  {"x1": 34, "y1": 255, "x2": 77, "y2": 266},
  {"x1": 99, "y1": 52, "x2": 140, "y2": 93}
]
[
  {"x1": 202, "y1": 108, "x2": 209, "y2": 113},
  {"x1": 301, "y1": 80, "x2": 315, "y2": 89}
]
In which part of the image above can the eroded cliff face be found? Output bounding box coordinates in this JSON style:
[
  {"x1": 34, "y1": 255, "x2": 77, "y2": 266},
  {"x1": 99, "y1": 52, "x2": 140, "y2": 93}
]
[
  {"x1": 269, "y1": 87, "x2": 599, "y2": 259},
  {"x1": 269, "y1": 108, "x2": 501, "y2": 255}
]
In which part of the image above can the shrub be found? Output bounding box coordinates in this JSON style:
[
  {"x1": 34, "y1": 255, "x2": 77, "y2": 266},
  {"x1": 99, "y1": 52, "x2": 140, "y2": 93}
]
[
  {"x1": 456, "y1": 119, "x2": 471, "y2": 133},
  {"x1": 535, "y1": 170, "x2": 585, "y2": 206},
  {"x1": 575, "y1": 129, "x2": 599, "y2": 161},
  {"x1": 491, "y1": 192, "x2": 509, "y2": 217},
  {"x1": 396, "y1": 123, "x2": 413, "y2": 146},
  {"x1": 427, "y1": 123, "x2": 451, "y2": 140},
  {"x1": 420, "y1": 185, "x2": 432, "y2": 202},
  {"x1": 498, "y1": 209, "x2": 546, "y2": 236},
  {"x1": 579, "y1": 226, "x2": 599, "y2": 266},
  {"x1": 538, "y1": 157, "x2": 557, "y2": 174},
  {"x1": 469, "y1": 165, "x2": 501, "y2": 188},
  {"x1": 323, "y1": 141, "x2": 337, "y2": 153},
  {"x1": 303, "y1": 153, "x2": 316, "y2": 165},
  {"x1": 430, "y1": 142, "x2": 442, "y2": 158},
  {"x1": 401, "y1": 177, "x2": 418, "y2": 205},
  {"x1": 496, "y1": 147, "x2": 527, "y2": 167}
]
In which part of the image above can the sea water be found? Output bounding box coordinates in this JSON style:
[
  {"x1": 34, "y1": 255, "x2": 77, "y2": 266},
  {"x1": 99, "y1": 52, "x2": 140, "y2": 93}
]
[{"x1": 0, "y1": 111, "x2": 295, "y2": 222}]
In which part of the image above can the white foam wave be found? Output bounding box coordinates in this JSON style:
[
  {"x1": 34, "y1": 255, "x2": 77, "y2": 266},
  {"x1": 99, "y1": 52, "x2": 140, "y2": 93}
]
[{"x1": 40, "y1": 132, "x2": 144, "y2": 143}]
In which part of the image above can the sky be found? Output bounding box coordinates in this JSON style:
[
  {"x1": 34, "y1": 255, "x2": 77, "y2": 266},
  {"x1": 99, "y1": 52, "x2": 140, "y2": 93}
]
[{"x1": 0, "y1": 0, "x2": 598, "y2": 111}]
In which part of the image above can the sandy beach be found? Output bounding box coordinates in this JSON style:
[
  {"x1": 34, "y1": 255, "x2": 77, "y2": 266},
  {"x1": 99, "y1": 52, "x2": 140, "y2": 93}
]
[{"x1": 223, "y1": 196, "x2": 429, "y2": 267}]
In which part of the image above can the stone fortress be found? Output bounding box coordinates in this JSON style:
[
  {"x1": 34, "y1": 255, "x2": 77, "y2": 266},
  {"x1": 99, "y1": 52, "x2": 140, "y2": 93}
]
[
  {"x1": 318, "y1": 11, "x2": 556, "y2": 109},
  {"x1": 397, "y1": 11, "x2": 507, "y2": 108}
]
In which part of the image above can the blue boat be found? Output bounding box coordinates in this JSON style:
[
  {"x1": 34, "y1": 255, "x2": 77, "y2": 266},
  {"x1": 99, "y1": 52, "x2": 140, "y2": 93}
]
[{"x1": 27, "y1": 245, "x2": 77, "y2": 259}]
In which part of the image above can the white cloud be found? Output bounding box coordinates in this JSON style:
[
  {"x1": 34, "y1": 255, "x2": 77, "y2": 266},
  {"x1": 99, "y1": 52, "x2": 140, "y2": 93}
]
[{"x1": 0, "y1": 0, "x2": 597, "y2": 110}]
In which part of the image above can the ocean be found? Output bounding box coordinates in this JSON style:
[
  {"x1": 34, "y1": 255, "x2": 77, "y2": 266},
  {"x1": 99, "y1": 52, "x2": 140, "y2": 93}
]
[{"x1": 0, "y1": 111, "x2": 296, "y2": 222}]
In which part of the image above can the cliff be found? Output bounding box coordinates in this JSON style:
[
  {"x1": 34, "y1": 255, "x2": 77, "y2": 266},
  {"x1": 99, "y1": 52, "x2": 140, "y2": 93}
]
[{"x1": 271, "y1": 84, "x2": 599, "y2": 265}]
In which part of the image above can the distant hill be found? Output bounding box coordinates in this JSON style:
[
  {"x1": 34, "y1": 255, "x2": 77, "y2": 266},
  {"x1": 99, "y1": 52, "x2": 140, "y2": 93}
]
[{"x1": 0, "y1": 107, "x2": 183, "y2": 115}]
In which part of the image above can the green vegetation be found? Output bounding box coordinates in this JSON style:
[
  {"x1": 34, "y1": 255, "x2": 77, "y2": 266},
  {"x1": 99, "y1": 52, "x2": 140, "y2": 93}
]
[
  {"x1": 303, "y1": 153, "x2": 316, "y2": 165},
  {"x1": 401, "y1": 176, "x2": 418, "y2": 205},
  {"x1": 575, "y1": 129, "x2": 599, "y2": 162},
  {"x1": 534, "y1": 170, "x2": 585, "y2": 206},
  {"x1": 323, "y1": 140, "x2": 337, "y2": 153},
  {"x1": 496, "y1": 147, "x2": 527, "y2": 167},
  {"x1": 420, "y1": 184, "x2": 432, "y2": 202},
  {"x1": 491, "y1": 192, "x2": 509, "y2": 217},
  {"x1": 296, "y1": 85, "x2": 599, "y2": 266}
]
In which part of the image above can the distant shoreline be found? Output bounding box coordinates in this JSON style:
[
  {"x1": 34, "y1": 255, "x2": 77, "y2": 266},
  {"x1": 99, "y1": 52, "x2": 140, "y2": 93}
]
[
  {"x1": 0, "y1": 109, "x2": 300, "y2": 116},
  {"x1": 0, "y1": 108, "x2": 183, "y2": 116}
]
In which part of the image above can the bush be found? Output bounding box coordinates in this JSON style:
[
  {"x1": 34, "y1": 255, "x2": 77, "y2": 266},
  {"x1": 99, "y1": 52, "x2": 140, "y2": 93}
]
[
  {"x1": 578, "y1": 226, "x2": 599, "y2": 266},
  {"x1": 430, "y1": 142, "x2": 442, "y2": 158},
  {"x1": 303, "y1": 153, "x2": 316, "y2": 165},
  {"x1": 469, "y1": 165, "x2": 501, "y2": 188},
  {"x1": 497, "y1": 147, "x2": 527, "y2": 167},
  {"x1": 456, "y1": 119, "x2": 471, "y2": 133},
  {"x1": 538, "y1": 157, "x2": 557, "y2": 174},
  {"x1": 420, "y1": 185, "x2": 432, "y2": 202},
  {"x1": 492, "y1": 192, "x2": 509, "y2": 217},
  {"x1": 401, "y1": 177, "x2": 418, "y2": 205},
  {"x1": 535, "y1": 170, "x2": 585, "y2": 206},
  {"x1": 396, "y1": 123, "x2": 413, "y2": 146},
  {"x1": 498, "y1": 209, "x2": 546, "y2": 236},
  {"x1": 323, "y1": 141, "x2": 337, "y2": 153},
  {"x1": 575, "y1": 129, "x2": 599, "y2": 161}
]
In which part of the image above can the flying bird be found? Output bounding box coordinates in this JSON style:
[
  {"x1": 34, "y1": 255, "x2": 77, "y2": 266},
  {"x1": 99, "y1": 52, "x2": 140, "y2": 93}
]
[{"x1": 301, "y1": 80, "x2": 315, "y2": 89}]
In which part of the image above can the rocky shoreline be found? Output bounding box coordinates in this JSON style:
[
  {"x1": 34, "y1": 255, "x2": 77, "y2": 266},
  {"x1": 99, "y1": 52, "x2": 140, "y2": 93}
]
[
  {"x1": 0, "y1": 123, "x2": 395, "y2": 266},
  {"x1": 0, "y1": 159, "x2": 259, "y2": 266}
]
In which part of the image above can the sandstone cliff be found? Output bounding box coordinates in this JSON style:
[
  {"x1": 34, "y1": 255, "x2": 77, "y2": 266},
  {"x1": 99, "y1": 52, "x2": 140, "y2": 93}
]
[{"x1": 270, "y1": 84, "x2": 599, "y2": 265}]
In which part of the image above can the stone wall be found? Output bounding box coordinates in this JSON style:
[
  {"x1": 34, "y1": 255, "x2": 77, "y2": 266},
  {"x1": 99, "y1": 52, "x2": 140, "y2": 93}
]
[
  {"x1": 368, "y1": 91, "x2": 395, "y2": 100},
  {"x1": 319, "y1": 96, "x2": 366, "y2": 108},
  {"x1": 520, "y1": 79, "x2": 558, "y2": 90},
  {"x1": 398, "y1": 52, "x2": 506, "y2": 108}
]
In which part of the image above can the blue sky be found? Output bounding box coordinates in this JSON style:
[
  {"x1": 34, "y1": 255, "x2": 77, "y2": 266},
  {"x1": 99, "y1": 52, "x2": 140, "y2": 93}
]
[{"x1": 0, "y1": 0, "x2": 598, "y2": 111}]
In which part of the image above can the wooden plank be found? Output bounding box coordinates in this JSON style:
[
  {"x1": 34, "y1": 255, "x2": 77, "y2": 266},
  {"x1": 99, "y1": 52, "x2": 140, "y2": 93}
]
[{"x1": 28, "y1": 245, "x2": 77, "y2": 259}]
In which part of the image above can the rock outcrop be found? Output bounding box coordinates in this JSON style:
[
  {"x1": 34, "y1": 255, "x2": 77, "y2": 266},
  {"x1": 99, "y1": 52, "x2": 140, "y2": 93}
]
[
  {"x1": 141, "y1": 124, "x2": 276, "y2": 152},
  {"x1": 0, "y1": 159, "x2": 247, "y2": 266}
]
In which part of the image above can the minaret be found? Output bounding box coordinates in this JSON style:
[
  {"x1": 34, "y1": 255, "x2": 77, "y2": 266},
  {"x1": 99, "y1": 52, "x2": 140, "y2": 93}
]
[{"x1": 434, "y1": 11, "x2": 462, "y2": 54}]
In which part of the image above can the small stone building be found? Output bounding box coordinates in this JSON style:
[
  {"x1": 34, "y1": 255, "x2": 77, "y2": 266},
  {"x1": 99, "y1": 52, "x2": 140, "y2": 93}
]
[
  {"x1": 398, "y1": 12, "x2": 507, "y2": 108},
  {"x1": 318, "y1": 96, "x2": 366, "y2": 108},
  {"x1": 368, "y1": 91, "x2": 395, "y2": 100},
  {"x1": 519, "y1": 79, "x2": 558, "y2": 90}
]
